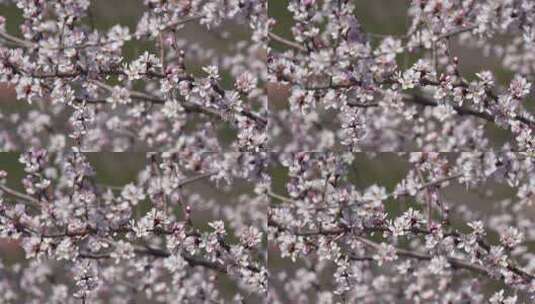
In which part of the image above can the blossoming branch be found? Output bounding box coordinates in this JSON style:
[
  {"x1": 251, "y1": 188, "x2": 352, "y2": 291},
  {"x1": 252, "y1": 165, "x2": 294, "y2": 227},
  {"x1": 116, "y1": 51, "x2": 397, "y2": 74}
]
[
  {"x1": 0, "y1": 0, "x2": 267, "y2": 151},
  {"x1": 0, "y1": 150, "x2": 268, "y2": 302},
  {"x1": 268, "y1": 0, "x2": 535, "y2": 151}
]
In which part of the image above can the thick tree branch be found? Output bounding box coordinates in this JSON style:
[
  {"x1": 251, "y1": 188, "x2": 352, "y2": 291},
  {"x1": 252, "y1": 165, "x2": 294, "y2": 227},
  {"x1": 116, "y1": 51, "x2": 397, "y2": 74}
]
[
  {"x1": 269, "y1": 219, "x2": 534, "y2": 282},
  {"x1": 1, "y1": 30, "x2": 268, "y2": 128},
  {"x1": 79, "y1": 247, "x2": 227, "y2": 273}
]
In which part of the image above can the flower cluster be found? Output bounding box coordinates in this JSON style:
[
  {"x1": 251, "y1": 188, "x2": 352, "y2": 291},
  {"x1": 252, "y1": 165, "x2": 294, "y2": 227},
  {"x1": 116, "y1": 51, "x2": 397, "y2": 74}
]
[
  {"x1": 0, "y1": 150, "x2": 268, "y2": 302},
  {"x1": 268, "y1": 0, "x2": 535, "y2": 151},
  {"x1": 0, "y1": 0, "x2": 267, "y2": 151},
  {"x1": 1, "y1": 151, "x2": 534, "y2": 302},
  {"x1": 268, "y1": 152, "x2": 534, "y2": 303},
  {"x1": 1, "y1": 1, "x2": 535, "y2": 303}
]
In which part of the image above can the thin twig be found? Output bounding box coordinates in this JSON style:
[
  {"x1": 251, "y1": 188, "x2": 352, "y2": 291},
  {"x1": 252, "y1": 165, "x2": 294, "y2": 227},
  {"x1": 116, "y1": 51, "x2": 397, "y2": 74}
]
[
  {"x1": 0, "y1": 31, "x2": 34, "y2": 48},
  {"x1": 159, "y1": 32, "x2": 166, "y2": 73},
  {"x1": 161, "y1": 15, "x2": 204, "y2": 32},
  {"x1": 436, "y1": 25, "x2": 477, "y2": 40},
  {"x1": 417, "y1": 170, "x2": 433, "y2": 230},
  {"x1": 178, "y1": 172, "x2": 216, "y2": 188},
  {"x1": 267, "y1": 191, "x2": 293, "y2": 203},
  {"x1": 0, "y1": 184, "x2": 42, "y2": 206},
  {"x1": 268, "y1": 32, "x2": 306, "y2": 52}
]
